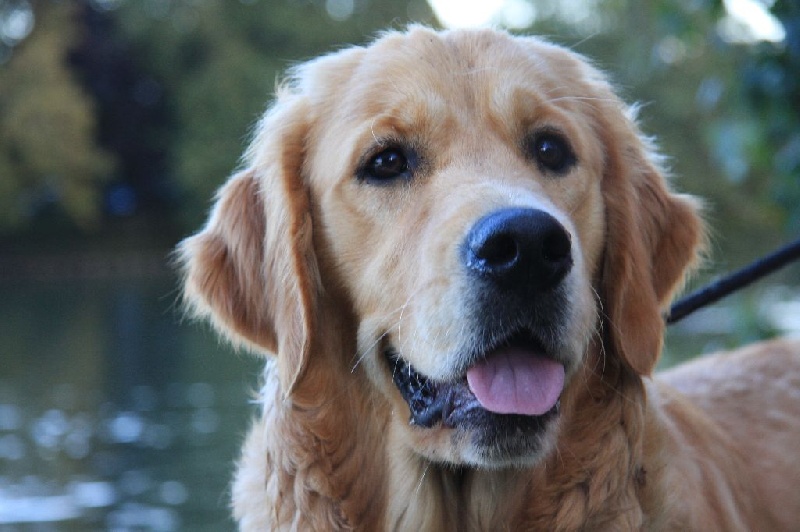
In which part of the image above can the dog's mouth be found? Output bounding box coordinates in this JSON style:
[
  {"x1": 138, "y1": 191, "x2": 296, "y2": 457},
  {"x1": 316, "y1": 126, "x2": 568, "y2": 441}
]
[{"x1": 386, "y1": 331, "x2": 564, "y2": 429}]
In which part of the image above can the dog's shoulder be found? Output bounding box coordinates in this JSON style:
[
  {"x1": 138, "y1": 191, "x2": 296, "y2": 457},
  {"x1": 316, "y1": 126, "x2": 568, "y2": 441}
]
[
  {"x1": 657, "y1": 337, "x2": 800, "y2": 405},
  {"x1": 647, "y1": 338, "x2": 800, "y2": 530}
]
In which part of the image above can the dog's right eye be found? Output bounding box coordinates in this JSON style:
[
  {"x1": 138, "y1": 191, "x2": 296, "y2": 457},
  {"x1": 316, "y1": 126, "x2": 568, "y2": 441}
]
[
  {"x1": 527, "y1": 130, "x2": 576, "y2": 175},
  {"x1": 360, "y1": 147, "x2": 413, "y2": 183}
]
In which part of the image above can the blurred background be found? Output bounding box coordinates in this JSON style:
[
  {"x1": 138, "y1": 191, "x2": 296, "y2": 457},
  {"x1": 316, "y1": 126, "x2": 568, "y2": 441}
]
[{"x1": 0, "y1": 0, "x2": 797, "y2": 529}]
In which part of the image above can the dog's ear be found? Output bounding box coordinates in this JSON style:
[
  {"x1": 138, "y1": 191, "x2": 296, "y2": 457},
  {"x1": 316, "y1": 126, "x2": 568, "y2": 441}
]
[
  {"x1": 178, "y1": 96, "x2": 318, "y2": 396},
  {"x1": 600, "y1": 108, "x2": 704, "y2": 376}
]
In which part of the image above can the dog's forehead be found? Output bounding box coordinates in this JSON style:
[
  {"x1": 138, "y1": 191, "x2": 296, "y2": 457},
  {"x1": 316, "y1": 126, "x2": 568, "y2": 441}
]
[
  {"x1": 296, "y1": 29, "x2": 610, "y2": 192},
  {"x1": 303, "y1": 29, "x2": 600, "y2": 130},
  {"x1": 355, "y1": 29, "x2": 588, "y2": 94}
]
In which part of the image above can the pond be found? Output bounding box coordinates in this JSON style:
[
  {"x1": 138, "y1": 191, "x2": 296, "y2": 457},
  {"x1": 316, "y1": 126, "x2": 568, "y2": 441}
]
[
  {"x1": 0, "y1": 273, "x2": 797, "y2": 530},
  {"x1": 0, "y1": 277, "x2": 261, "y2": 531}
]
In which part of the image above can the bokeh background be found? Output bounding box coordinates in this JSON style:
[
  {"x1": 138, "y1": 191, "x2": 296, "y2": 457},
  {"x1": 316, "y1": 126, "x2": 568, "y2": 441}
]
[{"x1": 0, "y1": 0, "x2": 798, "y2": 529}]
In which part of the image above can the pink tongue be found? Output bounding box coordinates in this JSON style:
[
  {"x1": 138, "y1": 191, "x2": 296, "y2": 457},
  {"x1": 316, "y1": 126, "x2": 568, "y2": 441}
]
[{"x1": 466, "y1": 348, "x2": 565, "y2": 416}]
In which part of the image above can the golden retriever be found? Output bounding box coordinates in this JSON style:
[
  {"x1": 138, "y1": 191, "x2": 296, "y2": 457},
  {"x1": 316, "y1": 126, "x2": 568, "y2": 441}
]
[{"x1": 178, "y1": 27, "x2": 800, "y2": 530}]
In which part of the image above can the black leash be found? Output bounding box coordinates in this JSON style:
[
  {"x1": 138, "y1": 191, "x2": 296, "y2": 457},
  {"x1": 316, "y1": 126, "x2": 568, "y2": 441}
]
[{"x1": 666, "y1": 237, "x2": 800, "y2": 325}]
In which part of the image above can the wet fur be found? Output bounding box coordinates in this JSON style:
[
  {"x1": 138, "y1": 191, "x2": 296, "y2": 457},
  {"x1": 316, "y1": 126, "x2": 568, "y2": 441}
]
[{"x1": 178, "y1": 27, "x2": 800, "y2": 530}]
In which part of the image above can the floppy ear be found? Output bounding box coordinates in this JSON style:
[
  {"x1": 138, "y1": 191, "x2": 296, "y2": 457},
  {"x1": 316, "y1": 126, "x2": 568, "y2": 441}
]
[
  {"x1": 177, "y1": 96, "x2": 318, "y2": 396},
  {"x1": 600, "y1": 110, "x2": 704, "y2": 376}
]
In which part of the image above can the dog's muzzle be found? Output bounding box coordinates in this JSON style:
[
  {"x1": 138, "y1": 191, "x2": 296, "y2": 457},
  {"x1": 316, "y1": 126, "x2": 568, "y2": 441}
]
[{"x1": 388, "y1": 207, "x2": 573, "y2": 431}]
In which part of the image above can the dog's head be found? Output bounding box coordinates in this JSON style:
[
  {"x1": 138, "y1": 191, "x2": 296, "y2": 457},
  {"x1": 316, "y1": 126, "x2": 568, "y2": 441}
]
[{"x1": 179, "y1": 27, "x2": 702, "y2": 469}]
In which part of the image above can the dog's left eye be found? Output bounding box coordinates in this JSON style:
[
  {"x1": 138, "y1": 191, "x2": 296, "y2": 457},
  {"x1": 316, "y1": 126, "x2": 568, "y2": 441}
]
[
  {"x1": 360, "y1": 147, "x2": 413, "y2": 183},
  {"x1": 530, "y1": 133, "x2": 576, "y2": 174}
]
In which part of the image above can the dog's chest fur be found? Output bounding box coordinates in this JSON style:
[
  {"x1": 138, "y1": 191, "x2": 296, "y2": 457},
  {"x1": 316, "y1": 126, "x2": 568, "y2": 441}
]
[{"x1": 233, "y1": 351, "x2": 664, "y2": 531}]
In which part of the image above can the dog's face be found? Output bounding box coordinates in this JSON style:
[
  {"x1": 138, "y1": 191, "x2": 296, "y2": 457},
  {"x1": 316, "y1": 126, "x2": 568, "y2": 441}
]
[
  {"x1": 180, "y1": 28, "x2": 702, "y2": 469},
  {"x1": 305, "y1": 31, "x2": 608, "y2": 466}
]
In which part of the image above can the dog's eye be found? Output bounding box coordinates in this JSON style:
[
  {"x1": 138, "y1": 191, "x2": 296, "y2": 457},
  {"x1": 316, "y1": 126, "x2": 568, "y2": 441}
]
[
  {"x1": 360, "y1": 147, "x2": 413, "y2": 183},
  {"x1": 530, "y1": 133, "x2": 576, "y2": 174}
]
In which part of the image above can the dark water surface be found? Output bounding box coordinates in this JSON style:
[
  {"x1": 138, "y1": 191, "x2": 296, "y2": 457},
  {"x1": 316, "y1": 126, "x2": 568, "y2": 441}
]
[{"x1": 0, "y1": 277, "x2": 261, "y2": 531}]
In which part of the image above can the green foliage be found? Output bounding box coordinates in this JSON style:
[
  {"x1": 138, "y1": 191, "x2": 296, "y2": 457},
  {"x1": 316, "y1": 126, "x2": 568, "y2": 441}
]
[
  {"x1": 0, "y1": 0, "x2": 795, "y2": 259},
  {"x1": 739, "y1": 0, "x2": 800, "y2": 232},
  {"x1": 0, "y1": 1, "x2": 112, "y2": 231}
]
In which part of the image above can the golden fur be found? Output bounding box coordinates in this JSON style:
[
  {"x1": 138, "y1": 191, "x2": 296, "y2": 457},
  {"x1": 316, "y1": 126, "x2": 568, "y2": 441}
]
[{"x1": 178, "y1": 27, "x2": 800, "y2": 530}]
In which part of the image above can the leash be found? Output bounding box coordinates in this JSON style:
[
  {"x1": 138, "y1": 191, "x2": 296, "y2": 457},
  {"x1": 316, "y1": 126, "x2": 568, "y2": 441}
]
[{"x1": 666, "y1": 237, "x2": 800, "y2": 325}]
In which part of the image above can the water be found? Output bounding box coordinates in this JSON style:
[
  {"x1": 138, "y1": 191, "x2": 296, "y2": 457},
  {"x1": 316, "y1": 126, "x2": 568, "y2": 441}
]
[
  {"x1": 0, "y1": 277, "x2": 261, "y2": 531},
  {"x1": 0, "y1": 275, "x2": 796, "y2": 530}
]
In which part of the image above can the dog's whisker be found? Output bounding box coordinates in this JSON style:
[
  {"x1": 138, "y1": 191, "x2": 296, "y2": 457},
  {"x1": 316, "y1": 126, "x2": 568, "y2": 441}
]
[
  {"x1": 350, "y1": 285, "x2": 429, "y2": 373},
  {"x1": 589, "y1": 286, "x2": 607, "y2": 375},
  {"x1": 351, "y1": 329, "x2": 392, "y2": 373},
  {"x1": 565, "y1": 32, "x2": 601, "y2": 51},
  {"x1": 413, "y1": 463, "x2": 431, "y2": 500},
  {"x1": 536, "y1": 82, "x2": 618, "y2": 109},
  {"x1": 456, "y1": 66, "x2": 501, "y2": 77},
  {"x1": 369, "y1": 117, "x2": 381, "y2": 145},
  {"x1": 397, "y1": 294, "x2": 409, "y2": 351},
  {"x1": 546, "y1": 95, "x2": 619, "y2": 105}
]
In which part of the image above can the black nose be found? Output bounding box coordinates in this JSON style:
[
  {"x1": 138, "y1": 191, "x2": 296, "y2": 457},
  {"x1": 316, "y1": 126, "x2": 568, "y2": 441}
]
[{"x1": 463, "y1": 208, "x2": 572, "y2": 291}]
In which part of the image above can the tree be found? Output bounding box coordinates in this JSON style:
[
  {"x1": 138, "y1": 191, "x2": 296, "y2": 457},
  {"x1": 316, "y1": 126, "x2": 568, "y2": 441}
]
[
  {"x1": 740, "y1": 0, "x2": 800, "y2": 233},
  {"x1": 0, "y1": 0, "x2": 112, "y2": 231}
]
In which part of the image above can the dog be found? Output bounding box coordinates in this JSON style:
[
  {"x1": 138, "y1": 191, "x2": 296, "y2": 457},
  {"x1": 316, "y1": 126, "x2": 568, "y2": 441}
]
[{"x1": 178, "y1": 27, "x2": 800, "y2": 530}]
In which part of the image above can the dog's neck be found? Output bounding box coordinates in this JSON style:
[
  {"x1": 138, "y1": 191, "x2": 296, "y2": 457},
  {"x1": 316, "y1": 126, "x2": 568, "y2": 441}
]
[
  {"x1": 250, "y1": 336, "x2": 662, "y2": 531},
  {"x1": 515, "y1": 340, "x2": 651, "y2": 529}
]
